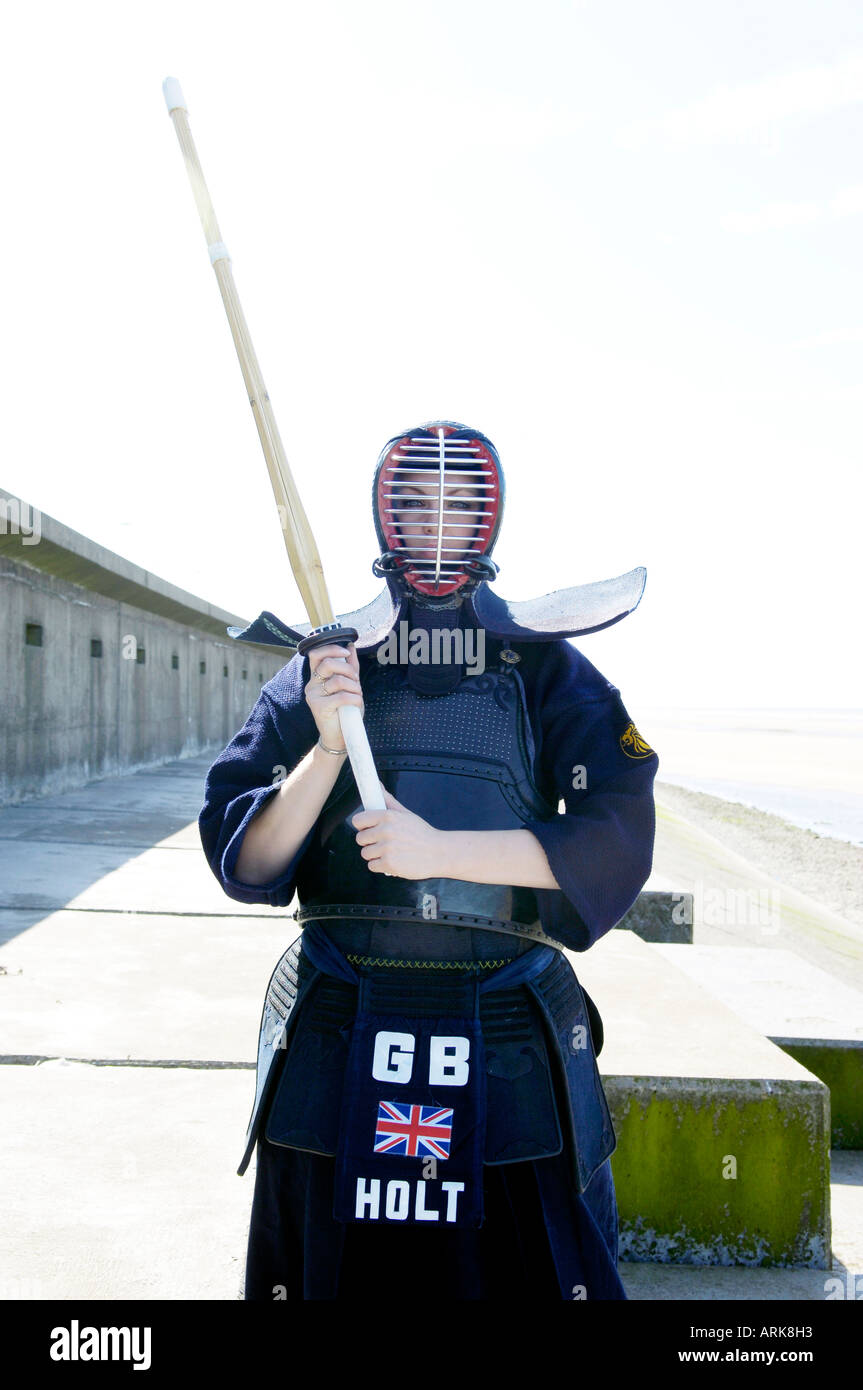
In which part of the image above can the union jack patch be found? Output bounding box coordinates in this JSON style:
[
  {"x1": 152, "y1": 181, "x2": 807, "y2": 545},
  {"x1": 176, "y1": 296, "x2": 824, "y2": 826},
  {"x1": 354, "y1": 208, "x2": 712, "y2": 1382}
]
[{"x1": 374, "y1": 1101, "x2": 453, "y2": 1160}]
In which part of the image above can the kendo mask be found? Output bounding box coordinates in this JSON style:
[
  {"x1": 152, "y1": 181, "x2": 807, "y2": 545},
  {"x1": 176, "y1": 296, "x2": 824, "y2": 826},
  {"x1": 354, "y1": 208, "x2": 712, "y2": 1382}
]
[
  {"x1": 372, "y1": 421, "x2": 503, "y2": 606},
  {"x1": 227, "y1": 416, "x2": 647, "y2": 659}
]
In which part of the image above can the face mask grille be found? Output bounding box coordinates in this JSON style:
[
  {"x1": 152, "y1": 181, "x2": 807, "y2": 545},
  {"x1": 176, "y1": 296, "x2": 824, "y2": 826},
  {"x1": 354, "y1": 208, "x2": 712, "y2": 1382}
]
[{"x1": 375, "y1": 426, "x2": 502, "y2": 597}]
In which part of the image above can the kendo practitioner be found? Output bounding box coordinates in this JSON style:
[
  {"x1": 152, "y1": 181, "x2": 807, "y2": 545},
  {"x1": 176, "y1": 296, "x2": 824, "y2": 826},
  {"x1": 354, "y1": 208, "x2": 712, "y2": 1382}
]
[{"x1": 198, "y1": 421, "x2": 658, "y2": 1301}]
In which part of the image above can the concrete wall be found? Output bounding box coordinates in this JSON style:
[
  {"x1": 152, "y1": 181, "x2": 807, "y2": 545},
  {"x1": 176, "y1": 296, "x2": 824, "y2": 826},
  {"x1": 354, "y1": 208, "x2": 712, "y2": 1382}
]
[{"x1": 0, "y1": 492, "x2": 289, "y2": 805}]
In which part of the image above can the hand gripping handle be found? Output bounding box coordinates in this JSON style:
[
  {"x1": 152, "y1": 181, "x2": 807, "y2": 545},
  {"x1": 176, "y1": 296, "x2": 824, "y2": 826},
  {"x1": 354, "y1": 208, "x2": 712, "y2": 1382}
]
[{"x1": 297, "y1": 627, "x2": 386, "y2": 812}]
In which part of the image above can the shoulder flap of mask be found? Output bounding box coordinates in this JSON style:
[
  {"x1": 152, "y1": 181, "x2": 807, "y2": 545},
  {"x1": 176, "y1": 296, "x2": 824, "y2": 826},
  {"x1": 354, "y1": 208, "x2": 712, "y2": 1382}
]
[
  {"x1": 226, "y1": 588, "x2": 403, "y2": 651},
  {"x1": 227, "y1": 567, "x2": 646, "y2": 650},
  {"x1": 468, "y1": 567, "x2": 647, "y2": 639}
]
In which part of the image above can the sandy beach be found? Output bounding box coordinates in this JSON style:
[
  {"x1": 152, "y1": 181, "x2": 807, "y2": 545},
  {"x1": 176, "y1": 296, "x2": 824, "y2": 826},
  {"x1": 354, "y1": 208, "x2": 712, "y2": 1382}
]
[
  {"x1": 647, "y1": 780, "x2": 863, "y2": 995},
  {"x1": 639, "y1": 707, "x2": 863, "y2": 846},
  {"x1": 626, "y1": 706, "x2": 863, "y2": 987},
  {"x1": 655, "y1": 781, "x2": 863, "y2": 931}
]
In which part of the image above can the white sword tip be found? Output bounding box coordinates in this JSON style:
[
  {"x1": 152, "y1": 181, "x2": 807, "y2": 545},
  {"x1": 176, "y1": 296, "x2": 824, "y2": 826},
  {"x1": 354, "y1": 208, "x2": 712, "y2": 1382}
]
[{"x1": 162, "y1": 77, "x2": 187, "y2": 114}]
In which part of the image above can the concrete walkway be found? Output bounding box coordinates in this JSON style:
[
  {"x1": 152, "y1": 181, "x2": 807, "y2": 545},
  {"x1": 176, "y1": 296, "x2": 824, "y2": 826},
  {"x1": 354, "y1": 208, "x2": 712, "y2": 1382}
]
[{"x1": 1, "y1": 756, "x2": 860, "y2": 1301}]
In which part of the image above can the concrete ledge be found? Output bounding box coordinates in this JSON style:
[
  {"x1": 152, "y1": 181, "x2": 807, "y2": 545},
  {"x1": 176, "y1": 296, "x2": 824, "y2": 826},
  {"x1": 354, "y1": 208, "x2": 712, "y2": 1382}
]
[
  {"x1": 615, "y1": 890, "x2": 693, "y2": 943},
  {"x1": 570, "y1": 932, "x2": 832, "y2": 1267},
  {"x1": 605, "y1": 1075, "x2": 830, "y2": 1267},
  {"x1": 654, "y1": 945, "x2": 863, "y2": 1149},
  {"x1": 778, "y1": 1042, "x2": 863, "y2": 1149}
]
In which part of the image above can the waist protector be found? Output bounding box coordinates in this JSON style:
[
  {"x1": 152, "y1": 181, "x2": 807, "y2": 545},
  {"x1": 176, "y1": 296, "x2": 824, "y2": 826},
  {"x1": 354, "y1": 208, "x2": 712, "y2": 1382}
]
[{"x1": 249, "y1": 930, "x2": 615, "y2": 1194}]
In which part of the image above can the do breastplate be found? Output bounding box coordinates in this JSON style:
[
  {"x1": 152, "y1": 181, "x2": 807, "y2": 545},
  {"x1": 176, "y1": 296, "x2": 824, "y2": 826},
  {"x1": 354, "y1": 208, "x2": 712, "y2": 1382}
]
[{"x1": 295, "y1": 658, "x2": 559, "y2": 958}]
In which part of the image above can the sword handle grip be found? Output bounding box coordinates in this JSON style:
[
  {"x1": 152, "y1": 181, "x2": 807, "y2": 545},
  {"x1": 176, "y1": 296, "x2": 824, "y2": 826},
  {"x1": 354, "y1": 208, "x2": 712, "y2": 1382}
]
[{"x1": 337, "y1": 704, "x2": 386, "y2": 811}]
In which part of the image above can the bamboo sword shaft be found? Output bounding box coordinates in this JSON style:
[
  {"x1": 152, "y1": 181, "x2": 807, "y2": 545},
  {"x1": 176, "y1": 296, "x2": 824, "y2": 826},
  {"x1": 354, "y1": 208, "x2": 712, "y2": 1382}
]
[{"x1": 163, "y1": 77, "x2": 385, "y2": 811}]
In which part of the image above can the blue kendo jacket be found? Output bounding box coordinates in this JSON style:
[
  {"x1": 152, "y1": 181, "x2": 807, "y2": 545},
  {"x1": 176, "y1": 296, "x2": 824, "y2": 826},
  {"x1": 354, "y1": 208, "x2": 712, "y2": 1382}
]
[{"x1": 198, "y1": 635, "x2": 658, "y2": 1185}]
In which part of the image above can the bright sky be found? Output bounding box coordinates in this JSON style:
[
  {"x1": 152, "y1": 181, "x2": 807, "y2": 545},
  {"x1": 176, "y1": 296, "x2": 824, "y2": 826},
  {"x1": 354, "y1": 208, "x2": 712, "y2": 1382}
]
[{"x1": 3, "y1": 0, "x2": 861, "y2": 709}]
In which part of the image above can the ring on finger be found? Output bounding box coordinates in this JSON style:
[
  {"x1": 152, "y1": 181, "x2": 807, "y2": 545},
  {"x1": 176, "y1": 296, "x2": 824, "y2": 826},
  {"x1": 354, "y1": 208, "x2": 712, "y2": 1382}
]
[{"x1": 321, "y1": 676, "x2": 332, "y2": 695}]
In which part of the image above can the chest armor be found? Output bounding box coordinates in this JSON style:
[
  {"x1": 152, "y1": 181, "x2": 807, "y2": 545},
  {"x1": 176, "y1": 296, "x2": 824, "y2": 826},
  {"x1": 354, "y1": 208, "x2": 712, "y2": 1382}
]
[{"x1": 294, "y1": 659, "x2": 559, "y2": 957}]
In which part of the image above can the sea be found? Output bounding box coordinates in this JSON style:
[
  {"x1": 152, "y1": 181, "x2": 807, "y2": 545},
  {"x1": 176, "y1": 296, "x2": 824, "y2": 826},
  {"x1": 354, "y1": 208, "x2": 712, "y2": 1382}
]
[{"x1": 637, "y1": 708, "x2": 863, "y2": 847}]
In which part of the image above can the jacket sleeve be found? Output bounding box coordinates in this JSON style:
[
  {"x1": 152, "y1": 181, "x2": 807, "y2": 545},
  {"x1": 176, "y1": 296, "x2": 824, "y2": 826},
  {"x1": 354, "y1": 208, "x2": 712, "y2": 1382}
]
[
  {"x1": 521, "y1": 642, "x2": 658, "y2": 952},
  {"x1": 197, "y1": 655, "x2": 318, "y2": 907}
]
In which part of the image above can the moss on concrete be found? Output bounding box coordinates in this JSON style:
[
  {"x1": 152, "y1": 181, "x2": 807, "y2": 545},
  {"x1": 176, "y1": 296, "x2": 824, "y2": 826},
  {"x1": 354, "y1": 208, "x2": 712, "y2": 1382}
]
[
  {"x1": 605, "y1": 1077, "x2": 831, "y2": 1267},
  {"x1": 776, "y1": 1041, "x2": 863, "y2": 1149}
]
